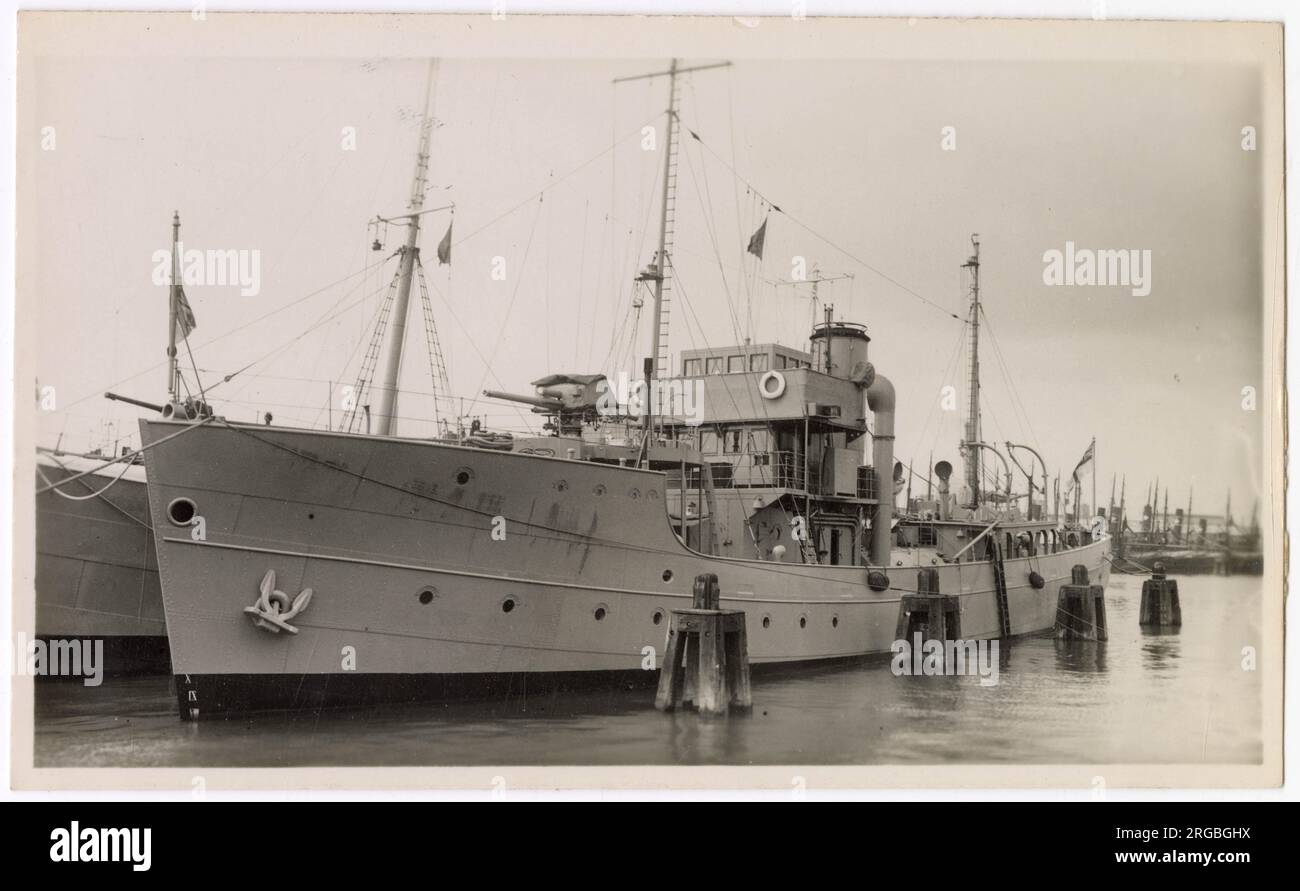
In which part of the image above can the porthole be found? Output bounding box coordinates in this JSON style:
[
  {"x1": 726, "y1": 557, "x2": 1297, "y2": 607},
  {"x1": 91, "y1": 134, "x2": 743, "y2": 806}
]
[
  {"x1": 648, "y1": 489, "x2": 659, "y2": 501},
  {"x1": 662, "y1": 569, "x2": 674, "y2": 583},
  {"x1": 652, "y1": 609, "x2": 664, "y2": 625},
  {"x1": 502, "y1": 598, "x2": 516, "y2": 613},
  {"x1": 628, "y1": 488, "x2": 641, "y2": 500},
  {"x1": 593, "y1": 484, "x2": 606, "y2": 496},
  {"x1": 832, "y1": 615, "x2": 839, "y2": 628},
  {"x1": 455, "y1": 468, "x2": 473, "y2": 486},
  {"x1": 167, "y1": 497, "x2": 197, "y2": 527},
  {"x1": 555, "y1": 479, "x2": 569, "y2": 492},
  {"x1": 762, "y1": 615, "x2": 772, "y2": 629},
  {"x1": 418, "y1": 589, "x2": 435, "y2": 605},
  {"x1": 593, "y1": 605, "x2": 608, "y2": 621},
  {"x1": 799, "y1": 615, "x2": 808, "y2": 629}
]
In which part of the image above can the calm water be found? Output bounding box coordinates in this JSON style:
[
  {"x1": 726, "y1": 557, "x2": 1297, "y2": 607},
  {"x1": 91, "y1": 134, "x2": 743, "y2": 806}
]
[{"x1": 34, "y1": 574, "x2": 1263, "y2": 766}]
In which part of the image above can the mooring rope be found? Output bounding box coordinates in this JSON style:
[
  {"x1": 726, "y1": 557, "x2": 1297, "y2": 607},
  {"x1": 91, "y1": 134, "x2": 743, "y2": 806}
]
[
  {"x1": 1105, "y1": 553, "x2": 1154, "y2": 575},
  {"x1": 34, "y1": 416, "x2": 215, "y2": 496},
  {"x1": 36, "y1": 455, "x2": 136, "y2": 502}
]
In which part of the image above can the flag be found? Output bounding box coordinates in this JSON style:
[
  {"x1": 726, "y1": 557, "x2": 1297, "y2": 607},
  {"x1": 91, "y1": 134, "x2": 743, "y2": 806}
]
[
  {"x1": 175, "y1": 285, "x2": 197, "y2": 339},
  {"x1": 436, "y1": 220, "x2": 452, "y2": 265},
  {"x1": 746, "y1": 218, "x2": 767, "y2": 260},
  {"x1": 1066, "y1": 439, "x2": 1094, "y2": 493}
]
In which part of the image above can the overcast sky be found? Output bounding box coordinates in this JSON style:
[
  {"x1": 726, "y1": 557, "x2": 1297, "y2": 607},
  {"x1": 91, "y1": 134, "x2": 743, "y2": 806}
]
[{"x1": 22, "y1": 15, "x2": 1277, "y2": 524}]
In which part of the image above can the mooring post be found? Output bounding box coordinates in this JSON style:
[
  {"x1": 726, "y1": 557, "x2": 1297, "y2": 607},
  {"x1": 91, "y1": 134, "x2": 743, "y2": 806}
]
[
  {"x1": 1138, "y1": 561, "x2": 1181, "y2": 627},
  {"x1": 655, "y1": 573, "x2": 752, "y2": 716},
  {"x1": 895, "y1": 568, "x2": 962, "y2": 644},
  {"x1": 1055, "y1": 564, "x2": 1108, "y2": 641}
]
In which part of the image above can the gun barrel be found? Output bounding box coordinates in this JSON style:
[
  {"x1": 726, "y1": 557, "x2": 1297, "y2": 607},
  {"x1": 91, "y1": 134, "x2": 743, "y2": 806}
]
[
  {"x1": 105, "y1": 391, "x2": 165, "y2": 413},
  {"x1": 482, "y1": 390, "x2": 564, "y2": 411}
]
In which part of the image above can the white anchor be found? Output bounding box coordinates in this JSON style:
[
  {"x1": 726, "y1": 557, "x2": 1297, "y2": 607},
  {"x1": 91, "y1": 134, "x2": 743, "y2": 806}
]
[{"x1": 244, "y1": 569, "x2": 313, "y2": 634}]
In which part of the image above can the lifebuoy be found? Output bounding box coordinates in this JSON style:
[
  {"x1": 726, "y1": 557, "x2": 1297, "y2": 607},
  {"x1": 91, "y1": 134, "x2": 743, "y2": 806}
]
[{"x1": 759, "y1": 370, "x2": 786, "y2": 399}]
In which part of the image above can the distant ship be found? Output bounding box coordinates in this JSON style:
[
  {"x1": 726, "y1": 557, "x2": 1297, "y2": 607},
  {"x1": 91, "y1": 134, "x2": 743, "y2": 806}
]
[
  {"x1": 35, "y1": 450, "x2": 168, "y2": 673},
  {"x1": 1112, "y1": 487, "x2": 1262, "y2": 575},
  {"x1": 132, "y1": 59, "x2": 1110, "y2": 719}
]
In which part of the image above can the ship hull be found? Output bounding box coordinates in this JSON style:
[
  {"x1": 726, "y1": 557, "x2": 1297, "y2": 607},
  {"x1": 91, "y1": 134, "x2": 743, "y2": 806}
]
[
  {"x1": 140, "y1": 419, "x2": 1109, "y2": 719},
  {"x1": 35, "y1": 463, "x2": 170, "y2": 675}
]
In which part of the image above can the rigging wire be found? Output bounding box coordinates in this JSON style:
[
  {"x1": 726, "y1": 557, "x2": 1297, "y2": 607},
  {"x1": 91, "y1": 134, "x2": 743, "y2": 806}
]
[{"x1": 678, "y1": 116, "x2": 963, "y2": 323}]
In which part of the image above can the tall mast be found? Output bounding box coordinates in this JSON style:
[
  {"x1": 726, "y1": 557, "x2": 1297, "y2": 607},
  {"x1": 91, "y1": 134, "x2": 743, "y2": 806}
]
[
  {"x1": 1185, "y1": 486, "x2": 1193, "y2": 542},
  {"x1": 649, "y1": 58, "x2": 679, "y2": 381},
  {"x1": 614, "y1": 59, "x2": 730, "y2": 382},
  {"x1": 374, "y1": 59, "x2": 438, "y2": 438},
  {"x1": 167, "y1": 211, "x2": 181, "y2": 399},
  {"x1": 961, "y1": 234, "x2": 982, "y2": 506}
]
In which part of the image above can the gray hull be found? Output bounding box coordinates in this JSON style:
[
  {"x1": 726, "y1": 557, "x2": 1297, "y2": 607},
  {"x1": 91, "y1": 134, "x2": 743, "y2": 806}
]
[
  {"x1": 140, "y1": 419, "x2": 1109, "y2": 715},
  {"x1": 35, "y1": 461, "x2": 169, "y2": 673}
]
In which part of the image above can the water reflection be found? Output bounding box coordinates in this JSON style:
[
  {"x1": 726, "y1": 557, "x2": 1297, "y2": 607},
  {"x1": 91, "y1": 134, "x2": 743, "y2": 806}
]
[
  {"x1": 1053, "y1": 639, "x2": 1109, "y2": 674},
  {"x1": 1140, "y1": 629, "x2": 1182, "y2": 675}
]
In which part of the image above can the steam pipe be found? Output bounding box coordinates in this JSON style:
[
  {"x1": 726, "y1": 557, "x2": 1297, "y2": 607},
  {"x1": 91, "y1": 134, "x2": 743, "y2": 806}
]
[{"x1": 866, "y1": 374, "x2": 895, "y2": 566}]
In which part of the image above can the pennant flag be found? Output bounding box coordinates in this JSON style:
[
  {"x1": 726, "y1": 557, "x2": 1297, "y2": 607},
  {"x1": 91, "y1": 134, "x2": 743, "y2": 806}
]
[
  {"x1": 746, "y1": 217, "x2": 767, "y2": 260},
  {"x1": 436, "y1": 220, "x2": 453, "y2": 265},
  {"x1": 175, "y1": 285, "x2": 197, "y2": 339}
]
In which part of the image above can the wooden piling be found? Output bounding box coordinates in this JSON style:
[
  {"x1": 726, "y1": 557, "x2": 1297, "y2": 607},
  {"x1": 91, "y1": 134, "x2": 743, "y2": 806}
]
[
  {"x1": 655, "y1": 573, "x2": 752, "y2": 716},
  {"x1": 895, "y1": 568, "x2": 962, "y2": 642},
  {"x1": 1139, "y1": 562, "x2": 1181, "y2": 627},
  {"x1": 1055, "y1": 564, "x2": 1108, "y2": 641}
]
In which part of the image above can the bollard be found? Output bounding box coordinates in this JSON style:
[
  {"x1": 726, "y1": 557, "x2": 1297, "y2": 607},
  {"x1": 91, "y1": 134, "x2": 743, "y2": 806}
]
[
  {"x1": 1055, "y1": 564, "x2": 1108, "y2": 641},
  {"x1": 655, "y1": 573, "x2": 751, "y2": 716},
  {"x1": 895, "y1": 568, "x2": 962, "y2": 642},
  {"x1": 1139, "y1": 562, "x2": 1181, "y2": 627}
]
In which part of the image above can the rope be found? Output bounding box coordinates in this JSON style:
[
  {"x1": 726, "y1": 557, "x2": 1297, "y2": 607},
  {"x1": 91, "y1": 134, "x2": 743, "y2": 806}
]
[
  {"x1": 34, "y1": 417, "x2": 215, "y2": 495},
  {"x1": 37, "y1": 457, "x2": 136, "y2": 502}
]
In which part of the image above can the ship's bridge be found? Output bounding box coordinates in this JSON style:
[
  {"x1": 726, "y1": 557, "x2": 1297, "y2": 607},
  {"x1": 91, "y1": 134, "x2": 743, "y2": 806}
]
[{"x1": 665, "y1": 342, "x2": 869, "y2": 433}]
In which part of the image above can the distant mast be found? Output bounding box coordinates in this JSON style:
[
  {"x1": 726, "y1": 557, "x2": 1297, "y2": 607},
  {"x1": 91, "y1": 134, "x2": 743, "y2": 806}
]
[
  {"x1": 961, "y1": 234, "x2": 982, "y2": 507},
  {"x1": 374, "y1": 59, "x2": 438, "y2": 437}
]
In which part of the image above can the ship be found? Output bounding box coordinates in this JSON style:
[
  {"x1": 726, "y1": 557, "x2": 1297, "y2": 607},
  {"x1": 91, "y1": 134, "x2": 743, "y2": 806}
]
[
  {"x1": 35, "y1": 449, "x2": 168, "y2": 673},
  {"x1": 1114, "y1": 488, "x2": 1261, "y2": 575},
  {"x1": 131, "y1": 59, "x2": 1110, "y2": 719},
  {"x1": 33, "y1": 209, "x2": 214, "y2": 674}
]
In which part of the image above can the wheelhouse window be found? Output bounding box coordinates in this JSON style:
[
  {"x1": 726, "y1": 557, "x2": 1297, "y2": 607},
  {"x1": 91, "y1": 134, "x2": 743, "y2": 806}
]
[
  {"x1": 727, "y1": 355, "x2": 746, "y2": 373},
  {"x1": 749, "y1": 353, "x2": 769, "y2": 372},
  {"x1": 683, "y1": 358, "x2": 702, "y2": 377},
  {"x1": 706, "y1": 356, "x2": 724, "y2": 375}
]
